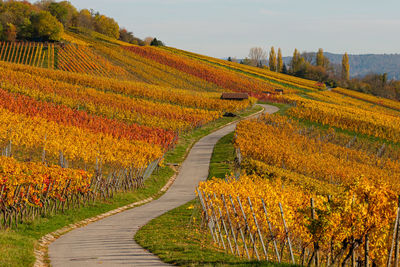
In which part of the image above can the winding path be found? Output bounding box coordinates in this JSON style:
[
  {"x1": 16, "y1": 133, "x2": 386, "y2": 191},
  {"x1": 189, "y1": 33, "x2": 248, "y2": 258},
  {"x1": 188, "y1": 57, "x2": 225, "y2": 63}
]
[{"x1": 48, "y1": 104, "x2": 279, "y2": 267}]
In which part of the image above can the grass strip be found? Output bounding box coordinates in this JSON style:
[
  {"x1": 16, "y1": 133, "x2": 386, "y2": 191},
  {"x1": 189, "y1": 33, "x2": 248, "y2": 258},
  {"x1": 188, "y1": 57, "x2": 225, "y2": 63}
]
[
  {"x1": 0, "y1": 104, "x2": 262, "y2": 267},
  {"x1": 135, "y1": 108, "x2": 295, "y2": 266},
  {"x1": 208, "y1": 132, "x2": 235, "y2": 179},
  {"x1": 135, "y1": 200, "x2": 294, "y2": 267}
]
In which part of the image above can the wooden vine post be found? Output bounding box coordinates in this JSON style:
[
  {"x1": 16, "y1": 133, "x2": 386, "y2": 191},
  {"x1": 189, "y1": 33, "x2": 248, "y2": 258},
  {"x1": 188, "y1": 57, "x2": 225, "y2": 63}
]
[
  {"x1": 229, "y1": 195, "x2": 250, "y2": 260},
  {"x1": 221, "y1": 194, "x2": 240, "y2": 256},
  {"x1": 261, "y1": 198, "x2": 281, "y2": 262},
  {"x1": 388, "y1": 195, "x2": 400, "y2": 267},
  {"x1": 278, "y1": 202, "x2": 295, "y2": 264},
  {"x1": 311, "y1": 198, "x2": 319, "y2": 266},
  {"x1": 248, "y1": 197, "x2": 268, "y2": 260},
  {"x1": 237, "y1": 196, "x2": 260, "y2": 260},
  {"x1": 395, "y1": 195, "x2": 400, "y2": 267}
]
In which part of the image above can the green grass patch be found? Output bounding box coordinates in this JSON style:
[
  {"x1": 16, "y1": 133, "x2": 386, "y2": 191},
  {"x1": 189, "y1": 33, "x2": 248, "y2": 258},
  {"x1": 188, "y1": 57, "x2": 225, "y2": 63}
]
[
  {"x1": 0, "y1": 104, "x2": 262, "y2": 267},
  {"x1": 288, "y1": 114, "x2": 400, "y2": 147},
  {"x1": 135, "y1": 104, "x2": 294, "y2": 266},
  {"x1": 208, "y1": 132, "x2": 235, "y2": 179},
  {"x1": 284, "y1": 94, "x2": 400, "y2": 147},
  {"x1": 135, "y1": 200, "x2": 293, "y2": 267},
  {"x1": 166, "y1": 104, "x2": 262, "y2": 164}
]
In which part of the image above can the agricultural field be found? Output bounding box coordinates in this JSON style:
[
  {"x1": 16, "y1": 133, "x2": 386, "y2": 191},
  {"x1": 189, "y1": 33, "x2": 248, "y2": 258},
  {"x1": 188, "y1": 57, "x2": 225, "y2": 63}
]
[
  {"x1": 0, "y1": 31, "x2": 258, "y2": 233},
  {"x1": 197, "y1": 82, "x2": 400, "y2": 266},
  {"x1": 0, "y1": 25, "x2": 399, "y2": 267}
]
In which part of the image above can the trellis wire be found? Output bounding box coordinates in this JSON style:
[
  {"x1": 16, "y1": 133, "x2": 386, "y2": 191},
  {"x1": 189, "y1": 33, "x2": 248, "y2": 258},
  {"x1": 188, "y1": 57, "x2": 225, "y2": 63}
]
[
  {"x1": 197, "y1": 189, "x2": 400, "y2": 267},
  {"x1": 0, "y1": 137, "x2": 166, "y2": 229}
]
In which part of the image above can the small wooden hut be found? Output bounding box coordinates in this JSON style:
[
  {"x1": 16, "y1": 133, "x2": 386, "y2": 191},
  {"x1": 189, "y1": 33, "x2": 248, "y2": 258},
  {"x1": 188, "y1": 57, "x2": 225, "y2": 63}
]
[{"x1": 220, "y1": 92, "x2": 249, "y2": 101}]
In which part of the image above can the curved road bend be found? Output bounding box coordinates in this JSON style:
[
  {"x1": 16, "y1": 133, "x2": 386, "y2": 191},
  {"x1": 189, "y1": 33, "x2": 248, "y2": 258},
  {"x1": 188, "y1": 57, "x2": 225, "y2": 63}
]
[{"x1": 48, "y1": 104, "x2": 279, "y2": 267}]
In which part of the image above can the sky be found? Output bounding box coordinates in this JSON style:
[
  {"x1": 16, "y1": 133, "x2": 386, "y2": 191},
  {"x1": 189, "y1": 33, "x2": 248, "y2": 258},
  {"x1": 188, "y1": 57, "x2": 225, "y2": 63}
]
[{"x1": 33, "y1": 0, "x2": 400, "y2": 58}]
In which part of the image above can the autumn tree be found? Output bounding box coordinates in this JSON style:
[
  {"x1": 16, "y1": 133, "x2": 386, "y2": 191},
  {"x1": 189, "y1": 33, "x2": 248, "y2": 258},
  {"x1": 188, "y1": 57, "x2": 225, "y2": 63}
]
[
  {"x1": 277, "y1": 48, "x2": 283, "y2": 72},
  {"x1": 249, "y1": 47, "x2": 266, "y2": 67},
  {"x1": 269, "y1": 46, "x2": 277, "y2": 71},
  {"x1": 316, "y1": 48, "x2": 324, "y2": 66},
  {"x1": 0, "y1": 1, "x2": 36, "y2": 28},
  {"x1": 0, "y1": 0, "x2": 36, "y2": 40},
  {"x1": 241, "y1": 57, "x2": 252, "y2": 65},
  {"x1": 31, "y1": 11, "x2": 63, "y2": 41},
  {"x1": 144, "y1": 36, "x2": 154, "y2": 45},
  {"x1": 119, "y1": 28, "x2": 133, "y2": 42},
  {"x1": 94, "y1": 14, "x2": 119, "y2": 39},
  {"x1": 342, "y1": 52, "x2": 350, "y2": 80},
  {"x1": 291, "y1": 48, "x2": 305, "y2": 75},
  {"x1": 76, "y1": 9, "x2": 93, "y2": 30}
]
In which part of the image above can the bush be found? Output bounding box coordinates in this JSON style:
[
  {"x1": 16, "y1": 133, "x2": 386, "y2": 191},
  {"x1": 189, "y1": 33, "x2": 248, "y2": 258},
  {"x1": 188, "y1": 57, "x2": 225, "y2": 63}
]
[{"x1": 31, "y1": 11, "x2": 64, "y2": 41}]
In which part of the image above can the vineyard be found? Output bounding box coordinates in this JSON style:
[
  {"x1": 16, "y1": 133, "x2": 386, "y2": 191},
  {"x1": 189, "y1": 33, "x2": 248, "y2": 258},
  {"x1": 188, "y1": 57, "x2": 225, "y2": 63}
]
[
  {"x1": 0, "y1": 41, "x2": 55, "y2": 68},
  {"x1": 0, "y1": 27, "x2": 400, "y2": 267},
  {"x1": 0, "y1": 41, "x2": 130, "y2": 79},
  {"x1": 0, "y1": 33, "x2": 256, "y2": 231},
  {"x1": 198, "y1": 84, "x2": 400, "y2": 266}
]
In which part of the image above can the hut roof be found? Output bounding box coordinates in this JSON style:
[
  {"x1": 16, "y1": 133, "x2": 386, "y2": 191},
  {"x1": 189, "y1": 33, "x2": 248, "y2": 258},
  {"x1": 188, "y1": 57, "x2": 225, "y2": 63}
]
[{"x1": 220, "y1": 92, "x2": 249, "y2": 100}]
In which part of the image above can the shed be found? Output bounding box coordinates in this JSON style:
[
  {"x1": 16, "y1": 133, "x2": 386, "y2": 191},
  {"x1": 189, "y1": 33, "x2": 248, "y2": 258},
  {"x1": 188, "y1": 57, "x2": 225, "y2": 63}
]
[
  {"x1": 275, "y1": 89, "x2": 284, "y2": 95},
  {"x1": 220, "y1": 92, "x2": 249, "y2": 101}
]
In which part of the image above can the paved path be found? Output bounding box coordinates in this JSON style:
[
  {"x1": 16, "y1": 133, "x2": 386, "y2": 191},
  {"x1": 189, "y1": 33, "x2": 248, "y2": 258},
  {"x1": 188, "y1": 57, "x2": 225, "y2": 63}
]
[{"x1": 48, "y1": 104, "x2": 279, "y2": 267}]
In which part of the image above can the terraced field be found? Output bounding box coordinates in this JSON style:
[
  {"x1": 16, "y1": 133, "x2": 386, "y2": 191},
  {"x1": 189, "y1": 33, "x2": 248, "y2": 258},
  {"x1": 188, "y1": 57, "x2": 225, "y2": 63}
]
[{"x1": 0, "y1": 29, "x2": 399, "y2": 267}]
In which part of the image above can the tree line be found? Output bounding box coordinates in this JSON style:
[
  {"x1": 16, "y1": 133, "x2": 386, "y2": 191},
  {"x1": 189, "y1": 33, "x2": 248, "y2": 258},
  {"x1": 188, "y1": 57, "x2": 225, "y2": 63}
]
[
  {"x1": 230, "y1": 47, "x2": 400, "y2": 101},
  {"x1": 0, "y1": 0, "x2": 163, "y2": 46}
]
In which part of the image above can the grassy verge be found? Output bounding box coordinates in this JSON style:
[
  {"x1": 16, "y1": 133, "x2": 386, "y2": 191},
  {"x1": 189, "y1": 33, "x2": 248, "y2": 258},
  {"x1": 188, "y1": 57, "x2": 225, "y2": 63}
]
[
  {"x1": 262, "y1": 100, "x2": 398, "y2": 148},
  {"x1": 135, "y1": 200, "x2": 293, "y2": 267},
  {"x1": 288, "y1": 114, "x2": 400, "y2": 147},
  {"x1": 0, "y1": 104, "x2": 262, "y2": 267},
  {"x1": 135, "y1": 109, "x2": 293, "y2": 266},
  {"x1": 208, "y1": 132, "x2": 235, "y2": 179},
  {"x1": 166, "y1": 104, "x2": 262, "y2": 164}
]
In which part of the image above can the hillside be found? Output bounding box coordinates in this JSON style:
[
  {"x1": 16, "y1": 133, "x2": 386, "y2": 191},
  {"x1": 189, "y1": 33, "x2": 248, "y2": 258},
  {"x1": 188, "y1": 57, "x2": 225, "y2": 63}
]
[{"x1": 0, "y1": 25, "x2": 399, "y2": 266}]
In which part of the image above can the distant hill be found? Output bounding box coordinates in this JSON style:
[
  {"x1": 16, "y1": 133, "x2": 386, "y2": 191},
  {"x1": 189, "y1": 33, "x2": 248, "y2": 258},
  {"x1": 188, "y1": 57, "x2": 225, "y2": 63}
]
[{"x1": 282, "y1": 52, "x2": 400, "y2": 80}]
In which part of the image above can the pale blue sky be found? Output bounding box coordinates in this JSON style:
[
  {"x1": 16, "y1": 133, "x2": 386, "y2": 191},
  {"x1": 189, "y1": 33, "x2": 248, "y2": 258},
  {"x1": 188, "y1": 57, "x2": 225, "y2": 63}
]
[{"x1": 39, "y1": 0, "x2": 400, "y2": 58}]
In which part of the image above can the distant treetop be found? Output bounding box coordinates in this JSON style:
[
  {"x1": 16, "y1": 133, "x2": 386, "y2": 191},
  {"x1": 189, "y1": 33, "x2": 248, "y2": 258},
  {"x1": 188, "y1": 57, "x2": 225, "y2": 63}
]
[{"x1": 150, "y1": 37, "x2": 164, "y2": 47}]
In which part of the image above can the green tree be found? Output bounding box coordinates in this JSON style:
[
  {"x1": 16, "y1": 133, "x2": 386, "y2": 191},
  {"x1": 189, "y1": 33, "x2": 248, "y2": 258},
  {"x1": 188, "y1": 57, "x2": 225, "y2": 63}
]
[
  {"x1": 17, "y1": 17, "x2": 32, "y2": 39},
  {"x1": 277, "y1": 48, "x2": 283, "y2": 72},
  {"x1": 269, "y1": 46, "x2": 277, "y2": 71},
  {"x1": 47, "y1": 1, "x2": 77, "y2": 27},
  {"x1": 150, "y1": 37, "x2": 164, "y2": 46},
  {"x1": 31, "y1": 11, "x2": 63, "y2": 41},
  {"x1": 316, "y1": 48, "x2": 324, "y2": 66},
  {"x1": 342, "y1": 52, "x2": 350, "y2": 80},
  {"x1": 5, "y1": 23, "x2": 16, "y2": 41},
  {"x1": 282, "y1": 63, "x2": 288, "y2": 74}
]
